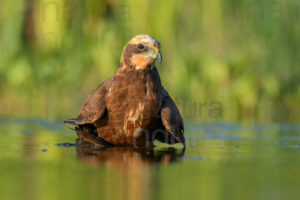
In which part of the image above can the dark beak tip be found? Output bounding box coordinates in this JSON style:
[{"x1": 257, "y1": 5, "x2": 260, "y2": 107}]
[{"x1": 156, "y1": 51, "x2": 162, "y2": 64}]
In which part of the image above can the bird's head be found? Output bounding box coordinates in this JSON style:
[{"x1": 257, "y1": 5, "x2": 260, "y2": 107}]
[{"x1": 120, "y1": 35, "x2": 162, "y2": 70}]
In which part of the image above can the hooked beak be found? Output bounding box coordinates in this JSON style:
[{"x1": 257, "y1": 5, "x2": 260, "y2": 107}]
[
  {"x1": 155, "y1": 51, "x2": 162, "y2": 64},
  {"x1": 153, "y1": 46, "x2": 162, "y2": 64}
]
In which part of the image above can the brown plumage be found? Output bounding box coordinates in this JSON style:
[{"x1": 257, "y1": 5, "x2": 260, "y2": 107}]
[{"x1": 64, "y1": 35, "x2": 185, "y2": 147}]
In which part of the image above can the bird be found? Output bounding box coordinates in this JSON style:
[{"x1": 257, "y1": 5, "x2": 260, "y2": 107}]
[{"x1": 64, "y1": 35, "x2": 185, "y2": 147}]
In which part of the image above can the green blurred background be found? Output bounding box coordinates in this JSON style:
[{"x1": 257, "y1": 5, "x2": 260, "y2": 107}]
[{"x1": 0, "y1": 0, "x2": 299, "y2": 122}]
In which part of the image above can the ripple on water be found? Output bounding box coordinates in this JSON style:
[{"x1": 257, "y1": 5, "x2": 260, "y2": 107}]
[
  {"x1": 22, "y1": 129, "x2": 34, "y2": 134},
  {"x1": 182, "y1": 156, "x2": 205, "y2": 161},
  {"x1": 56, "y1": 143, "x2": 76, "y2": 147},
  {"x1": 290, "y1": 145, "x2": 300, "y2": 149}
]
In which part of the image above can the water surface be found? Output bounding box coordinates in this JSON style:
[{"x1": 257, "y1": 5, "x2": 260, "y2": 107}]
[{"x1": 0, "y1": 118, "x2": 299, "y2": 200}]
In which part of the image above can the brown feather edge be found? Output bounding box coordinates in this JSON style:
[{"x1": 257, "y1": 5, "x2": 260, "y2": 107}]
[{"x1": 160, "y1": 95, "x2": 186, "y2": 147}]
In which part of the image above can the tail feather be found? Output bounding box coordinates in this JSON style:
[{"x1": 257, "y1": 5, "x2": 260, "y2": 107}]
[{"x1": 64, "y1": 118, "x2": 77, "y2": 125}]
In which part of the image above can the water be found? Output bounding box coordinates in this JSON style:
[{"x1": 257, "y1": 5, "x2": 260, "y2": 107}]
[{"x1": 0, "y1": 118, "x2": 300, "y2": 200}]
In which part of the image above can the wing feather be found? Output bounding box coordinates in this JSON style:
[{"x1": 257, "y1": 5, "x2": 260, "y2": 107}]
[
  {"x1": 75, "y1": 77, "x2": 112, "y2": 125},
  {"x1": 160, "y1": 95, "x2": 185, "y2": 146}
]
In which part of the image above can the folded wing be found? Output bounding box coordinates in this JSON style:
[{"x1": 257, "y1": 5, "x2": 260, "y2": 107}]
[
  {"x1": 160, "y1": 95, "x2": 185, "y2": 146},
  {"x1": 64, "y1": 77, "x2": 112, "y2": 125}
]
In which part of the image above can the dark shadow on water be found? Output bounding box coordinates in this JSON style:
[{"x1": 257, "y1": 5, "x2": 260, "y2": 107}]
[{"x1": 75, "y1": 139, "x2": 185, "y2": 166}]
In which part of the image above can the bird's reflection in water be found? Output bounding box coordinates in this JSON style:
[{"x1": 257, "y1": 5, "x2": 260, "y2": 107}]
[
  {"x1": 76, "y1": 139, "x2": 185, "y2": 166},
  {"x1": 75, "y1": 139, "x2": 185, "y2": 200}
]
